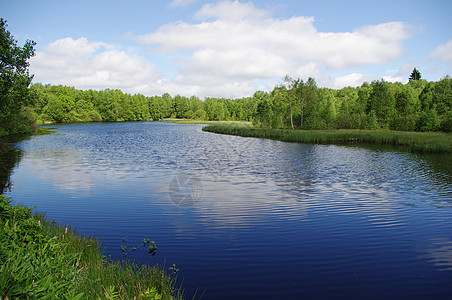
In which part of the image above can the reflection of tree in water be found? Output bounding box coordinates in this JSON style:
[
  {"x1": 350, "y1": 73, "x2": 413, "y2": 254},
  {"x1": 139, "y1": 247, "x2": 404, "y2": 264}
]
[{"x1": 0, "y1": 142, "x2": 23, "y2": 193}]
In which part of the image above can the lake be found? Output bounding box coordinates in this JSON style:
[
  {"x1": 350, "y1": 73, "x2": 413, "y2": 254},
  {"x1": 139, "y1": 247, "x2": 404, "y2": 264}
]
[{"x1": 3, "y1": 122, "x2": 452, "y2": 299}]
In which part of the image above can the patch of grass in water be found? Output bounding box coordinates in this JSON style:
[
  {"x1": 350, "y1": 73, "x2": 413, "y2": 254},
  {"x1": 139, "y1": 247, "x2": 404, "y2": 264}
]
[
  {"x1": 165, "y1": 118, "x2": 252, "y2": 126},
  {"x1": 203, "y1": 125, "x2": 452, "y2": 153}
]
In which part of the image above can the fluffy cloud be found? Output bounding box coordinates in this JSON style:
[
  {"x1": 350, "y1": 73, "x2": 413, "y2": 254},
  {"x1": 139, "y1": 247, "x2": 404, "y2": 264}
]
[
  {"x1": 30, "y1": 37, "x2": 162, "y2": 93},
  {"x1": 333, "y1": 73, "x2": 367, "y2": 89},
  {"x1": 194, "y1": 0, "x2": 269, "y2": 21},
  {"x1": 137, "y1": 0, "x2": 412, "y2": 96},
  {"x1": 30, "y1": 1, "x2": 414, "y2": 98},
  {"x1": 430, "y1": 40, "x2": 452, "y2": 65}
]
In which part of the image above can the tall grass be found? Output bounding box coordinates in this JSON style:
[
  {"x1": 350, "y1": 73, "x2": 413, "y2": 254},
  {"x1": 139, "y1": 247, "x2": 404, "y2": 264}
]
[
  {"x1": 164, "y1": 118, "x2": 252, "y2": 126},
  {"x1": 202, "y1": 124, "x2": 452, "y2": 153},
  {"x1": 0, "y1": 195, "x2": 183, "y2": 299}
]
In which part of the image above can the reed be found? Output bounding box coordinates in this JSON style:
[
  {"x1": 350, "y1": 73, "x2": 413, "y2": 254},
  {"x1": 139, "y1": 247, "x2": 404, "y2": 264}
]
[
  {"x1": 202, "y1": 125, "x2": 452, "y2": 153},
  {"x1": 0, "y1": 195, "x2": 183, "y2": 299}
]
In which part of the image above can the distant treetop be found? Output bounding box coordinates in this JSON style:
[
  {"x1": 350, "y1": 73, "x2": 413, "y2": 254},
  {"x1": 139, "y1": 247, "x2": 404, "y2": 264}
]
[{"x1": 409, "y1": 67, "x2": 421, "y2": 81}]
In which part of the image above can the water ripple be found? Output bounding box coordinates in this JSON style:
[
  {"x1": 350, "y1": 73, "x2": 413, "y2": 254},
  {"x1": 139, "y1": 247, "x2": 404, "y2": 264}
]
[{"x1": 6, "y1": 122, "x2": 452, "y2": 299}]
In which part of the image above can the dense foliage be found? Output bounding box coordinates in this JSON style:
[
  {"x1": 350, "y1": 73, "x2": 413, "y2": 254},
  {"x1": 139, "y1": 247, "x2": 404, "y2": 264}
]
[
  {"x1": 0, "y1": 19, "x2": 36, "y2": 136},
  {"x1": 28, "y1": 75, "x2": 452, "y2": 132}
]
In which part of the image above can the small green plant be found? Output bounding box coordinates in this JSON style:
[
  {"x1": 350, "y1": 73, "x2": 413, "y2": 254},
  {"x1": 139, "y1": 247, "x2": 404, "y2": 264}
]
[
  {"x1": 139, "y1": 287, "x2": 163, "y2": 299},
  {"x1": 121, "y1": 238, "x2": 158, "y2": 256},
  {"x1": 169, "y1": 264, "x2": 180, "y2": 274},
  {"x1": 100, "y1": 285, "x2": 119, "y2": 300},
  {"x1": 148, "y1": 241, "x2": 157, "y2": 255}
]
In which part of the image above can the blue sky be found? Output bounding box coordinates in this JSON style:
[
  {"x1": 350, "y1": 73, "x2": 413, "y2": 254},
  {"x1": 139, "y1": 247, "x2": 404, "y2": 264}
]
[{"x1": 2, "y1": 0, "x2": 451, "y2": 98}]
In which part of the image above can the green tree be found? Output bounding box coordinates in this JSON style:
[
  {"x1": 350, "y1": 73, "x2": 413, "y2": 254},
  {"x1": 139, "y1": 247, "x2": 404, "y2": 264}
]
[
  {"x1": 0, "y1": 19, "x2": 36, "y2": 136},
  {"x1": 392, "y1": 84, "x2": 419, "y2": 131},
  {"x1": 367, "y1": 80, "x2": 395, "y2": 128},
  {"x1": 253, "y1": 91, "x2": 274, "y2": 127},
  {"x1": 282, "y1": 75, "x2": 295, "y2": 129},
  {"x1": 419, "y1": 76, "x2": 452, "y2": 132},
  {"x1": 295, "y1": 77, "x2": 317, "y2": 129},
  {"x1": 335, "y1": 87, "x2": 363, "y2": 129},
  {"x1": 270, "y1": 86, "x2": 289, "y2": 128},
  {"x1": 317, "y1": 88, "x2": 337, "y2": 129},
  {"x1": 409, "y1": 67, "x2": 421, "y2": 81}
]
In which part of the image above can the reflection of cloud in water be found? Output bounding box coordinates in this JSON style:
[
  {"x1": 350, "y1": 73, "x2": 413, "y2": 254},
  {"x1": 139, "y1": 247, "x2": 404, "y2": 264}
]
[
  {"x1": 167, "y1": 141, "x2": 444, "y2": 231},
  {"x1": 422, "y1": 238, "x2": 452, "y2": 271},
  {"x1": 175, "y1": 174, "x2": 309, "y2": 230},
  {"x1": 20, "y1": 146, "x2": 159, "y2": 193},
  {"x1": 21, "y1": 148, "x2": 95, "y2": 192},
  {"x1": 312, "y1": 180, "x2": 402, "y2": 227}
]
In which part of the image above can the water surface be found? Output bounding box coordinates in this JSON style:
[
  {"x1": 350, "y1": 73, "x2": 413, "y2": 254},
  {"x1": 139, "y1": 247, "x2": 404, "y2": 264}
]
[{"x1": 5, "y1": 122, "x2": 452, "y2": 299}]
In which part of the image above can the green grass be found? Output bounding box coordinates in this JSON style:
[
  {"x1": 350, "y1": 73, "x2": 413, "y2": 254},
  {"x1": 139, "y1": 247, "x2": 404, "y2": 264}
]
[
  {"x1": 202, "y1": 124, "x2": 452, "y2": 153},
  {"x1": 0, "y1": 195, "x2": 184, "y2": 300}
]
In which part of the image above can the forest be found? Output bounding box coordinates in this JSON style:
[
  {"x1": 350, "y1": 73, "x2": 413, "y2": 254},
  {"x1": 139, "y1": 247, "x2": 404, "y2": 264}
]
[{"x1": 25, "y1": 74, "x2": 452, "y2": 133}]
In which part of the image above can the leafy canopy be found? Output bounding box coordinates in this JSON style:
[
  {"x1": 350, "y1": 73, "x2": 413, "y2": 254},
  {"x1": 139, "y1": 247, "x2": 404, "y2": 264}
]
[{"x1": 0, "y1": 18, "x2": 36, "y2": 136}]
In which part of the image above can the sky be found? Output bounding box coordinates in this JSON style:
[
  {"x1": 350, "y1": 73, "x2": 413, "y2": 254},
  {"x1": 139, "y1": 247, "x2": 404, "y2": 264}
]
[{"x1": 1, "y1": 0, "x2": 451, "y2": 98}]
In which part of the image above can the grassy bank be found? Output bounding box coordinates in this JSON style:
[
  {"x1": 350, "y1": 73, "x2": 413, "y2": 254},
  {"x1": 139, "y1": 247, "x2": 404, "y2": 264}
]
[
  {"x1": 202, "y1": 124, "x2": 452, "y2": 153},
  {"x1": 0, "y1": 195, "x2": 183, "y2": 300},
  {"x1": 164, "y1": 119, "x2": 252, "y2": 126}
]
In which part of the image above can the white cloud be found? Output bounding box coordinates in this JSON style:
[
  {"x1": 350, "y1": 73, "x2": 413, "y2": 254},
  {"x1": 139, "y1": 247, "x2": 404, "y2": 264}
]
[
  {"x1": 43, "y1": 37, "x2": 108, "y2": 57},
  {"x1": 194, "y1": 0, "x2": 269, "y2": 21},
  {"x1": 382, "y1": 74, "x2": 404, "y2": 83},
  {"x1": 137, "y1": 0, "x2": 412, "y2": 97},
  {"x1": 333, "y1": 73, "x2": 367, "y2": 89},
  {"x1": 30, "y1": 37, "x2": 162, "y2": 93},
  {"x1": 430, "y1": 40, "x2": 452, "y2": 64},
  {"x1": 29, "y1": 1, "x2": 415, "y2": 98}
]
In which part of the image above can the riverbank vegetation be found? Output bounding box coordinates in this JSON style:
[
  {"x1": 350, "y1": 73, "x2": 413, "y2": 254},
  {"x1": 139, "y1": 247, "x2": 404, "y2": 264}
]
[
  {"x1": 0, "y1": 195, "x2": 183, "y2": 299},
  {"x1": 203, "y1": 125, "x2": 452, "y2": 153}
]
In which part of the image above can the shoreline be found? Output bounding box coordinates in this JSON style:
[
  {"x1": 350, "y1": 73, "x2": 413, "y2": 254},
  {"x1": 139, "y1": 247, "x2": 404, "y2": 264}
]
[
  {"x1": 0, "y1": 195, "x2": 184, "y2": 299},
  {"x1": 202, "y1": 124, "x2": 452, "y2": 153}
]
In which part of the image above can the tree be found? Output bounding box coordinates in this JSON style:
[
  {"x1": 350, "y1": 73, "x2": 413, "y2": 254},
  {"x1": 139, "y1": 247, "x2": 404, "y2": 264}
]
[
  {"x1": 367, "y1": 80, "x2": 395, "y2": 128},
  {"x1": 392, "y1": 84, "x2": 419, "y2": 131},
  {"x1": 302, "y1": 77, "x2": 317, "y2": 129},
  {"x1": 0, "y1": 19, "x2": 36, "y2": 136},
  {"x1": 282, "y1": 75, "x2": 295, "y2": 129},
  {"x1": 409, "y1": 67, "x2": 421, "y2": 81}
]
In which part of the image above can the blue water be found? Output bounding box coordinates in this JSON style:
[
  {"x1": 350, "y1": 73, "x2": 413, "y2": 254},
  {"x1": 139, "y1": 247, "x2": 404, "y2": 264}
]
[{"x1": 5, "y1": 122, "x2": 452, "y2": 299}]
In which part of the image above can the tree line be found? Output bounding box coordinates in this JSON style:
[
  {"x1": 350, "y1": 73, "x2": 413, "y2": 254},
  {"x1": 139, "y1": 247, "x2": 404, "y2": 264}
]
[
  {"x1": 27, "y1": 74, "x2": 452, "y2": 133},
  {"x1": 253, "y1": 74, "x2": 452, "y2": 132}
]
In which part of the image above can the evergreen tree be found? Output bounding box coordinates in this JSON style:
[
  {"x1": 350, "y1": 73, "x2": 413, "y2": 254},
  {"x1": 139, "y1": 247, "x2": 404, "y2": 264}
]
[{"x1": 409, "y1": 68, "x2": 421, "y2": 81}]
